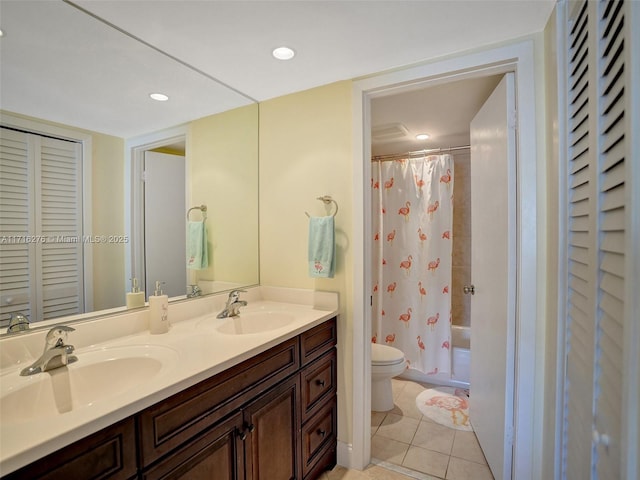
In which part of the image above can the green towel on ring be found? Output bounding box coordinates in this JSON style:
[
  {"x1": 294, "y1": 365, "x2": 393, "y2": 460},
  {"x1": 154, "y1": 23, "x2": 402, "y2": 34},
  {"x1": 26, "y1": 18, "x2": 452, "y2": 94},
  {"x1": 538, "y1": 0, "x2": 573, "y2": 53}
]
[
  {"x1": 308, "y1": 216, "x2": 335, "y2": 278},
  {"x1": 187, "y1": 221, "x2": 208, "y2": 270}
]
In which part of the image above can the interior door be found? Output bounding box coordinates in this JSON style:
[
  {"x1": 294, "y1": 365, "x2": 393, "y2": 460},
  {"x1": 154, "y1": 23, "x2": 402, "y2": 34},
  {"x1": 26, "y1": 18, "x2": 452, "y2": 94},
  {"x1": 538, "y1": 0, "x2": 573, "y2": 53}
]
[
  {"x1": 144, "y1": 151, "x2": 186, "y2": 299},
  {"x1": 468, "y1": 72, "x2": 517, "y2": 480}
]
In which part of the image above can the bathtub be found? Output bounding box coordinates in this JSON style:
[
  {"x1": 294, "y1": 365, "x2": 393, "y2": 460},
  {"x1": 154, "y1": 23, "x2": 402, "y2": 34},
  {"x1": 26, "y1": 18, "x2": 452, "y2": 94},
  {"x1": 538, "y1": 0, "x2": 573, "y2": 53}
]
[
  {"x1": 400, "y1": 324, "x2": 471, "y2": 388},
  {"x1": 450, "y1": 325, "x2": 470, "y2": 385}
]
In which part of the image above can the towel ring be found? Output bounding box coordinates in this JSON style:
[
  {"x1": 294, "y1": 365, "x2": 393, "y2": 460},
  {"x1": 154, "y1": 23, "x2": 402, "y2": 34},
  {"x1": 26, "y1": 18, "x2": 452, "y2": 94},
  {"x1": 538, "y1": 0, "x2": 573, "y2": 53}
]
[
  {"x1": 305, "y1": 195, "x2": 338, "y2": 218},
  {"x1": 187, "y1": 204, "x2": 207, "y2": 221}
]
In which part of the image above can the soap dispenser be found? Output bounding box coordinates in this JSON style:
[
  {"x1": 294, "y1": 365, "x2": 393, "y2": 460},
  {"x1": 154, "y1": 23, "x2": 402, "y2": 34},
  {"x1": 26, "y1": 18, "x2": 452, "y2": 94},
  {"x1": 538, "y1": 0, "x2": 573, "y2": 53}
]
[
  {"x1": 149, "y1": 281, "x2": 169, "y2": 334},
  {"x1": 126, "y1": 278, "x2": 145, "y2": 309}
]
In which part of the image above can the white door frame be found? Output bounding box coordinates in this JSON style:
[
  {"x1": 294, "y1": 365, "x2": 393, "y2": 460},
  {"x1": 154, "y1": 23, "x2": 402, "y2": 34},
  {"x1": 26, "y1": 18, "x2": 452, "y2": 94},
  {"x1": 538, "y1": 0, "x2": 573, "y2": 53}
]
[
  {"x1": 350, "y1": 40, "x2": 539, "y2": 478},
  {"x1": 124, "y1": 124, "x2": 188, "y2": 295}
]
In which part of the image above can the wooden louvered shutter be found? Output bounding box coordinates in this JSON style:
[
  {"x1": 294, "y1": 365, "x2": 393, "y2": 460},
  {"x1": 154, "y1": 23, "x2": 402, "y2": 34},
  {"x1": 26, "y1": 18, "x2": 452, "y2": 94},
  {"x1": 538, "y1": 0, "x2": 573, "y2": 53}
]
[
  {"x1": 562, "y1": 0, "x2": 632, "y2": 478},
  {"x1": 0, "y1": 127, "x2": 84, "y2": 327}
]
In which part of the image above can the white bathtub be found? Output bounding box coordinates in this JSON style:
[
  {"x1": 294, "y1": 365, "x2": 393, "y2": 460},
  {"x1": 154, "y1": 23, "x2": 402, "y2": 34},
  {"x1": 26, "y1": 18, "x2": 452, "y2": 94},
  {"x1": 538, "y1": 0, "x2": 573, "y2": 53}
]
[
  {"x1": 451, "y1": 325, "x2": 470, "y2": 385},
  {"x1": 400, "y1": 324, "x2": 471, "y2": 388}
]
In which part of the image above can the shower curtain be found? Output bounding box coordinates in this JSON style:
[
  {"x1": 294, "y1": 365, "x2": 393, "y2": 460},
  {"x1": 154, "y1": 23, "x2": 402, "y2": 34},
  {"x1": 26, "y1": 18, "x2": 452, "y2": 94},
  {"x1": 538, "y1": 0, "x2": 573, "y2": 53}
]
[{"x1": 372, "y1": 155, "x2": 454, "y2": 375}]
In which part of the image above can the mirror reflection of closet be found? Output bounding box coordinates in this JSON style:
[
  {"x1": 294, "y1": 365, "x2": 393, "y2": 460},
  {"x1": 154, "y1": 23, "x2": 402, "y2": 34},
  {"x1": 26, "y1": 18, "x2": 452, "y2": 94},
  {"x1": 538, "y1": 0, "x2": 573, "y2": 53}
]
[{"x1": 0, "y1": 126, "x2": 86, "y2": 323}]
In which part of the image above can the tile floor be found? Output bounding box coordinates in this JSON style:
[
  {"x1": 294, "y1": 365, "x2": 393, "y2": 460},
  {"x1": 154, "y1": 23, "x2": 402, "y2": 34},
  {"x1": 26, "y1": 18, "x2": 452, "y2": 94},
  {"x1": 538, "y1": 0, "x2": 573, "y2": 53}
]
[{"x1": 318, "y1": 378, "x2": 493, "y2": 480}]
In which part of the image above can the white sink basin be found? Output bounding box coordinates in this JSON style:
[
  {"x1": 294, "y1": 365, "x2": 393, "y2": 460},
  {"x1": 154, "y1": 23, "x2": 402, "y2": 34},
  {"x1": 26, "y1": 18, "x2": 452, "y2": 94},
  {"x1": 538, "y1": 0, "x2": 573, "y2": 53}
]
[
  {"x1": 0, "y1": 344, "x2": 178, "y2": 425},
  {"x1": 215, "y1": 311, "x2": 295, "y2": 335}
]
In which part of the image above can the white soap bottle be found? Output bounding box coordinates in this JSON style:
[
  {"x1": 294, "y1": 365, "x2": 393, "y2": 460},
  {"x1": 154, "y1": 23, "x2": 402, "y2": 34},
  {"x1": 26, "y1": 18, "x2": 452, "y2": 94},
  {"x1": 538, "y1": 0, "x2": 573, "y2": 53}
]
[
  {"x1": 148, "y1": 281, "x2": 169, "y2": 334},
  {"x1": 126, "y1": 278, "x2": 145, "y2": 309}
]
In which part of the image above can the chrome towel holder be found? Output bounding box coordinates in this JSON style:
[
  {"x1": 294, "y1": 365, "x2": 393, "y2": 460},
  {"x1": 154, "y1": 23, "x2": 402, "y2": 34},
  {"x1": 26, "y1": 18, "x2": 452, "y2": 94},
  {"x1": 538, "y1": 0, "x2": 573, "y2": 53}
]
[
  {"x1": 187, "y1": 204, "x2": 207, "y2": 221},
  {"x1": 305, "y1": 195, "x2": 338, "y2": 218}
]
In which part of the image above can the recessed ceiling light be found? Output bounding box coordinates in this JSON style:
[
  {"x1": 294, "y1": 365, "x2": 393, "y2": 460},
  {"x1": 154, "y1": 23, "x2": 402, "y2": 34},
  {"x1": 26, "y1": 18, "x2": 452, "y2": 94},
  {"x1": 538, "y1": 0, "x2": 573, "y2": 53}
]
[
  {"x1": 416, "y1": 133, "x2": 430, "y2": 140},
  {"x1": 149, "y1": 93, "x2": 169, "y2": 102},
  {"x1": 272, "y1": 46, "x2": 295, "y2": 60},
  {"x1": 0, "y1": 29, "x2": 4, "y2": 37}
]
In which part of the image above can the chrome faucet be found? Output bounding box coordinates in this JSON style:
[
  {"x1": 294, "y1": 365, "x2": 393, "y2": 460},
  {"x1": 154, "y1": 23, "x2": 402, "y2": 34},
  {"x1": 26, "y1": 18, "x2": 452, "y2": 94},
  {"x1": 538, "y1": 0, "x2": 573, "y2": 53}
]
[
  {"x1": 217, "y1": 290, "x2": 247, "y2": 318},
  {"x1": 187, "y1": 284, "x2": 202, "y2": 298},
  {"x1": 20, "y1": 325, "x2": 77, "y2": 376},
  {"x1": 7, "y1": 312, "x2": 30, "y2": 333}
]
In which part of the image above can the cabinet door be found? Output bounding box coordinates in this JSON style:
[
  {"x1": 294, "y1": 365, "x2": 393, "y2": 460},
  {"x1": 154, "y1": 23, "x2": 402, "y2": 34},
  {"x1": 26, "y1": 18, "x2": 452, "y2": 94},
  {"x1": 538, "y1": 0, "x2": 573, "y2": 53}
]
[
  {"x1": 243, "y1": 376, "x2": 301, "y2": 480},
  {"x1": 142, "y1": 412, "x2": 245, "y2": 480},
  {"x1": 2, "y1": 418, "x2": 136, "y2": 480}
]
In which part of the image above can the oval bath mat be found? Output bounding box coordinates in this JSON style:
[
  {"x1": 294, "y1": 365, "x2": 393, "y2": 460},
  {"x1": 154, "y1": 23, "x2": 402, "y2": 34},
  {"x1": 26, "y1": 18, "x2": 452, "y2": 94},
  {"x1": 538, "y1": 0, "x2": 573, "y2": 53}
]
[{"x1": 415, "y1": 386, "x2": 472, "y2": 431}]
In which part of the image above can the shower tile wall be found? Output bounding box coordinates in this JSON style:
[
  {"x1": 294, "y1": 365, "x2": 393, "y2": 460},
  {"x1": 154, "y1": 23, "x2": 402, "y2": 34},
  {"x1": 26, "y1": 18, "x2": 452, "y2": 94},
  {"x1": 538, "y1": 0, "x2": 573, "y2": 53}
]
[{"x1": 452, "y1": 152, "x2": 471, "y2": 327}]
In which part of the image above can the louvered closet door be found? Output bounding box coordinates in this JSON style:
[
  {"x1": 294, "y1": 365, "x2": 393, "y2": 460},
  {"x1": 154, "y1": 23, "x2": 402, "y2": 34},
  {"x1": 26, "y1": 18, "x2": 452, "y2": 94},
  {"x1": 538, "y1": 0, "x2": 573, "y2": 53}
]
[
  {"x1": 39, "y1": 136, "x2": 84, "y2": 319},
  {"x1": 593, "y1": 1, "x2": 626, "y2": 478},
  {"x1": 0, "y1": 128, "x2": 84, "y2": 327},
  {"x1": 565, "y1": 2, "x2": 595, "y2": 477},
  {"x1": 0, "y1": 128, "x2": 36, "y2": 323},
  {"x1": 563, "y1": 1, "x2": 629, "y2": 478}
]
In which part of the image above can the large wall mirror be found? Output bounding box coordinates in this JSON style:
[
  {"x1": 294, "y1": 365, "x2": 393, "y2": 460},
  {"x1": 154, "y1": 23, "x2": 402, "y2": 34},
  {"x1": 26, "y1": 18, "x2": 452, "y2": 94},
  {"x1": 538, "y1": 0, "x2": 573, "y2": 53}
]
[{"x1": 0, "y1": 1, "x2": 259, "y2": 332}]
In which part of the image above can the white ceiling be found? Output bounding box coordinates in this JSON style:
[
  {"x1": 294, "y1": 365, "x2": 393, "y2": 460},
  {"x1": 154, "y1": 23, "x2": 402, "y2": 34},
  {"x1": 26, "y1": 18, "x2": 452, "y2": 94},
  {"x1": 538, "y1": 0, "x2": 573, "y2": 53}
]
[
  {"x1": 0, "y1": 0, "x2": 555, "y2": 139},
  {"x1": 371, "y1": 74, "x2": 503, "y2": 155}
]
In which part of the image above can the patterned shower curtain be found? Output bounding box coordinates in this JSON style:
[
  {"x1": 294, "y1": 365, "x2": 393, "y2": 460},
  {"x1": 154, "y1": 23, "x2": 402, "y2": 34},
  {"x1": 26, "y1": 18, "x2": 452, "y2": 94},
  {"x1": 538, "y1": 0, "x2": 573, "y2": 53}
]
[{"x1": 372, "y1": 155, "x2": 454, "y2": 375}]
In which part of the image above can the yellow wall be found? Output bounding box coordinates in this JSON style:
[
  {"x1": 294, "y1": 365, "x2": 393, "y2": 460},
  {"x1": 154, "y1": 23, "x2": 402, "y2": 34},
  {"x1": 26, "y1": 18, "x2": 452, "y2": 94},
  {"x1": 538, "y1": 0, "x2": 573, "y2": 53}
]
[
  {"x1": 259, "y1": 81, "x2": 354, "y2": 442},
  {"x1": 259, "y1": 31, "x2": 558, "y2": 463},
  {"x1": 91, "y1": 132, "x2": 126, "y2": 310},
  {"x1": 188, "y1": 104, "x2": 259, "y2": 286}
]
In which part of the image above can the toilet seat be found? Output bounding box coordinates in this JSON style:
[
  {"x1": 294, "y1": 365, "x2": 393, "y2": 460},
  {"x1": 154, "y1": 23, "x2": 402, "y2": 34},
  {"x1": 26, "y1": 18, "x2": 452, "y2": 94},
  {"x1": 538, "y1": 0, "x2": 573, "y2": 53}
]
[{"x1": 372, "y1": 343, "x2": 405, "y2": 366}]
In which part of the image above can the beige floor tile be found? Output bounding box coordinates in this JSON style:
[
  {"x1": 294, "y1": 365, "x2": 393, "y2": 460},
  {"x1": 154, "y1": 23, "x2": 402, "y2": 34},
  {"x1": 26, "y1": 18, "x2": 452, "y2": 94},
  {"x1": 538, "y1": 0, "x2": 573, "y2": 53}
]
[
  {"x1": 412, "y1": 419, "x2": 456, "y2": 455},
  {"x1": 391, "y1": 378, "x2": 409, "y2": 398},
  {"x1": 389, "y1": 388, "x2": 425, "y2": 420},
  {"x1": 450, "y1": 431, "x2": 488, "y2": 465},
  {"x1": 326, "y1": 465, "x2": 370, "y2": 479},
  {"x1": 364, "y1": 463, "x2": 430, "y2": 480},
  {"x1": 445, "y1": 457, "x2": 494, "y2": 480},
  {"x1": 402, "y1": 445, "x2": 450, "y2": 478},
  {"x1": 371, "y1": 435, "x2": 410, "y2": 465},
  {"x1": 372, "y1": 411, "x2": 387, "y2": 434},
  {"x1": 401, "y1": 380, "x2": 433, "y2": 397},
  {"x1": 376, "y1": 413, "x2": 420, "y2": 444}
]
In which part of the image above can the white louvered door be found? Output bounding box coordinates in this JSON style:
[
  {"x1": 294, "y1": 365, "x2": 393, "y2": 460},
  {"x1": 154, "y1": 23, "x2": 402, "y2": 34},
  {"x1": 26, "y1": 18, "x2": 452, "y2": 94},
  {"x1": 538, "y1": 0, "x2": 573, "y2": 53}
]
[
  {"x1": 0, "y1": 127, "x2": 84, "y2": 326},
  {"x1": 39, "y1": 135, "x2": 84, "y2": 319},
  {"x1": 0, "y1": 128, "x2": 36, "y2": 323},
  {"x1": 562, "y1": 1, "x2": 635, "y2": 478}
]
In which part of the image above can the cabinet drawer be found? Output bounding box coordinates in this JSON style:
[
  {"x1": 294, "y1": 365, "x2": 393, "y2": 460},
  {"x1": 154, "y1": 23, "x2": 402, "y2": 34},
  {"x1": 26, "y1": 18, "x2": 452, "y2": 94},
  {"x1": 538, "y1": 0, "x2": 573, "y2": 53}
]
[
  {"x1": 300, "y1": 317, "x2": 337, "y2": 366},
  {"x1": 301, "y1": 349, "x2": 336, "y2": 422},
  {"x1": 138, "y1": 337, "x2": 299, "y2": 466},
  {"x1": 4, "y1": 418, "x2": 136, "y2": 480},
  {"x1": 301, "y1": 399, "x2": 336, "y2": 478}
]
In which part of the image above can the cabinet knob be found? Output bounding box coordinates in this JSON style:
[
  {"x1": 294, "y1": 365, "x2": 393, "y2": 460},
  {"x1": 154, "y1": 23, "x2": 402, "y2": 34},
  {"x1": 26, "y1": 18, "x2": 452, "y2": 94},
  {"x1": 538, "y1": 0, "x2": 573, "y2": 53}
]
[
  {"x1": 463, "y1": 284, "x2": 475, "y2": 295},
  {"x1": 316, "y1": 379, "x2": 325, "y2": 387},
  {"x1": 238, "y1": 430, "x2": 247, "y2": 441},
  {"x1": 247, "y1": 423, "x2": 255, "y2": 433},
  {"x1": 317, "y1": 429, "x2": 326, "y2": 437}
]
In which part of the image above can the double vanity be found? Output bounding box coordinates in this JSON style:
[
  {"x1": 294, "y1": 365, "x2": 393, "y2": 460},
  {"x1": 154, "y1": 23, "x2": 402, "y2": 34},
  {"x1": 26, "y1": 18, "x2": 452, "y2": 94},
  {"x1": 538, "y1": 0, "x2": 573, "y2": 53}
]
[{"x1": 0, "y1": 287, "x2": 339, "y2": 479}]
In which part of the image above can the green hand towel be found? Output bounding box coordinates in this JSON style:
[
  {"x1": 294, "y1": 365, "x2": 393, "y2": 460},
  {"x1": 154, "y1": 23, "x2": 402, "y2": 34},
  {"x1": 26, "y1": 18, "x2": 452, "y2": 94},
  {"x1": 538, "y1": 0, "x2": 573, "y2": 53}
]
[
  {"x1": 308, "y1": 216, "x2": 335, "y2": 278},
  {"x1": 187, "y1": 221, "x2": 208, "y2": 270}
]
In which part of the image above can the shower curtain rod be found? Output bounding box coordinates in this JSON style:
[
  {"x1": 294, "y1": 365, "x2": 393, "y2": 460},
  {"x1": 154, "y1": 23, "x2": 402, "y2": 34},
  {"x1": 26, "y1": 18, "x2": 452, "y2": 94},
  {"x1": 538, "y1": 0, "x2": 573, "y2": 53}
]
[{"x1": 371, "y1": 144, "x2": 470, "y2": 162}]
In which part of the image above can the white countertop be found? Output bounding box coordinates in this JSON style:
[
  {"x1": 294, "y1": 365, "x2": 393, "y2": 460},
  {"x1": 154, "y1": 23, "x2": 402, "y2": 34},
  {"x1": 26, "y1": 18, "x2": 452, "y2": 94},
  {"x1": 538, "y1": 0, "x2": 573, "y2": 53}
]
[{"x1": 0, "y1": 287, "x2": 338, "y2": 475}]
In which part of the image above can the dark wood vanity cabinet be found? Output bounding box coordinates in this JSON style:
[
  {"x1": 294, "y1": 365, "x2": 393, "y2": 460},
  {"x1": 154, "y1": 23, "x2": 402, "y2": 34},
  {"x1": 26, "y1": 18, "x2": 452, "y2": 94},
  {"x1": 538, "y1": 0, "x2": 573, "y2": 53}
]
[
  {"x1": 3, "y1": 317, "x2": 337, "y2": 480},
  {"x1": 2, "y1": 417, "x2": 138, "y2": 480}
]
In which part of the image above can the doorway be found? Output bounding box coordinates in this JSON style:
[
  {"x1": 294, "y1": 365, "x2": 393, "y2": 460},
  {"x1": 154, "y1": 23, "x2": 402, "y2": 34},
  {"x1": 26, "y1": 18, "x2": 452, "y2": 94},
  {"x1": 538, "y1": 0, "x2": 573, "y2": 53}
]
[
  {"x1": 350, "y1": 41, "x2": 539, "y2": 478},
  {"x1": 368, "y1": 72, "x2": 514, "y2": 480},
  {"x1": 125, "y1": 126, "x2": 188, "y2": 299},
  {"x1": 143, "y1": 150, "x2": 186, "y2": 299}
]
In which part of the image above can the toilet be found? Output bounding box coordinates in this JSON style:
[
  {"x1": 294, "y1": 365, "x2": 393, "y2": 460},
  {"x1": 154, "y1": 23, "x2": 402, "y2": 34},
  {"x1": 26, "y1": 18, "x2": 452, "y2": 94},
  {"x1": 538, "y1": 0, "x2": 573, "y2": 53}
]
[{"x1": 371, "y1": 343, "x2": 406, "y2": 411}]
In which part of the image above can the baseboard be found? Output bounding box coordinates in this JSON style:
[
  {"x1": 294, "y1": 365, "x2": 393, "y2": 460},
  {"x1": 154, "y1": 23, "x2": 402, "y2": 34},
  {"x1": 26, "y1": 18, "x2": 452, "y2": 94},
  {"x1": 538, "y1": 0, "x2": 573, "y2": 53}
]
[{"x1": 336, "y1": 440, "x2": 353, "y2": 468}]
